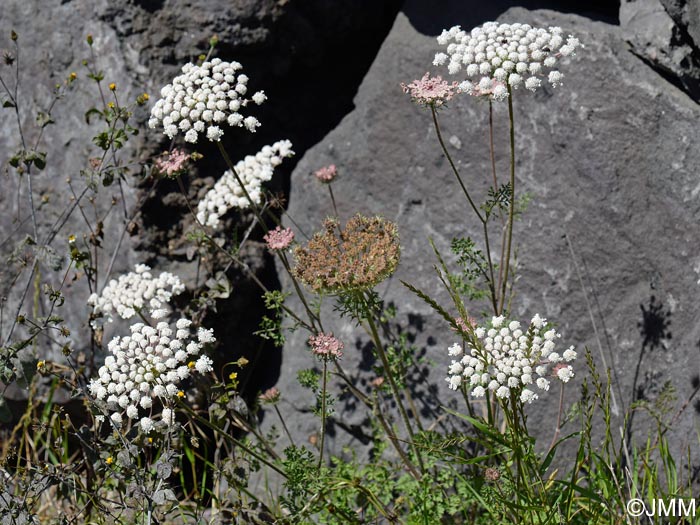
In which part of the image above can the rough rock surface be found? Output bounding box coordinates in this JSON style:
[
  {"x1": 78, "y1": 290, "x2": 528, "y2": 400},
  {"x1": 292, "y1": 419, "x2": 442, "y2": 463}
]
[
  {"x1": 1, "y1": 0, "x2": 699, "y2": 475},
  {"x1": 0, "y1": 0, "x2": 400, "y2": 408},
  {"x1": 278, "y1": 0, "x2": 700, "y2": 463},
  {"x1": 621, "y1": 0, "x2": 700, "y2": 100}
]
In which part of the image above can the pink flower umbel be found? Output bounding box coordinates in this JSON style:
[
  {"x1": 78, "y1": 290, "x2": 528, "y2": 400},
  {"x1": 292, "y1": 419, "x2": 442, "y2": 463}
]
[
  {"x1": 264, "y1": 226, "x2": 295, "y2": 251},
  {"x1": 308, "y1": 333, "x2": 344, "y2": 360},
  {"x1": 313, "y1": 164, "x2": 338, "y2": 183},
  {"x1": 401, "y1": 72, "x2": 458, "y2": 107},
  {"x1": 259, "y1": 387, "x2": 281, "y2": 404},
  {"x1": 154, "y1": 149, "x2": 189, "y2": 177}
]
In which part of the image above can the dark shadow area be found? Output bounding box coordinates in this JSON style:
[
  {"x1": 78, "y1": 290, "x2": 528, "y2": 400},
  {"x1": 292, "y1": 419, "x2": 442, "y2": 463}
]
[
  {"x1": 624, "y1": 294, "x2": 672, "y2": 458},
  {"x1": 118, "y1": 0, "x2": 405, "y2": 405},
  {"x1": 92, "y1": 0, "x2": 405, "y2": 502},
  {"x1": 632, "y1": 294, "x2": 672, "y2": 403},
  {"x1": 403, "y1": 0, "x2": 620, "y2": 36}
]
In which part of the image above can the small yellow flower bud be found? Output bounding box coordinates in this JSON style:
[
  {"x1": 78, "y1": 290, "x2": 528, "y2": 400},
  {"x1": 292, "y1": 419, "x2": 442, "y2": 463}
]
[
  {"x1": 36, "y1": 360, "x2": 45, "y2": 371},
  {"x1": 105, "y1": 456, "x2": 113, "y2": 465},
  {"x1": 176, "y1": 390, "x2": 185, "y2": 398},
  {"x1": 108, "y1": 83, "x2": 116, "y2": 91},
  {"x1": 69, "y1": 72, "x2": 77, "y2": 81},
  {"x1": 107, "y1": 101, "x2": 115, "y2": 109},
  {"x1": 86, "y1": 34, "x2": 93, "y2": 46},
  {"x1": 228, "y1": 372, "x2": 238, "y2": 381},
  {"x1": 187, "y1": 361, "x2": 195, "y2": 369},
  {"x1": 68, "y1": 235, "x2": 76, "y2": 243}
]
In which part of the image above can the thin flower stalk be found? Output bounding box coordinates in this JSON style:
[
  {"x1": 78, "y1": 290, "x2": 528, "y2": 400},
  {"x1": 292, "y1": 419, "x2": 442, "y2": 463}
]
[
  {"x1": 362, "y1": 292, "x2": 424, "y2": 475},
  {"x1": 214, "y1": 142, "x2": 322, "y2": 331},
  {"x1": 499, "y1": 84, "x2": 516, "y2": 314},
  {"x1": 176, "y1": 176, "x2": 315, "y2": 333},
  {"x1": 430, "y1": 106, "x2": 499, "y2": 314}
]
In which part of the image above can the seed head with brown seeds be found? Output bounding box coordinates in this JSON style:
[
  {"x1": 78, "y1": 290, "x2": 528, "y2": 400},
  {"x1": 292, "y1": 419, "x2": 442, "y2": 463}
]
[{"x1": 293, "y1": 214, "x2": 400, "y2": 294}]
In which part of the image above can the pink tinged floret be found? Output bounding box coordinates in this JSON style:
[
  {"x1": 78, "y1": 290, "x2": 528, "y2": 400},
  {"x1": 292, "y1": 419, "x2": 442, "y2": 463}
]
[
  {"x1": 313, "y1": 164, "x2": 338, "y2": 183},
  {"x1": 154, "y1": 149, "x2": 189, "y2": 177},
  {"x1": 264, "y1": 226, "x2": 295, "y2": 250},
  {"x1": 308, "y1": 332, "x2": 344, "y2": 359},
  {"x1": 401, "y1": 72, "x2": 458, "y2": 107}
]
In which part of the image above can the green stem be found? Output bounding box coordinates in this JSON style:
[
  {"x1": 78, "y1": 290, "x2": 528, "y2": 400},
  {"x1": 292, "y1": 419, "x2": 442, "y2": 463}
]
[
  {"x1": 274, "y1": 404, "x2": 295, "y2": 446},
  {"x1": 371, "y1": 390, "x2": 422, "y2": 481},
  {"x1": 216, "y1": 141, "x2": 269, "y2": 234},
  {"x1": 180, "y1": 402, "x2": 286, "y2": 478},
  {"x1": 363, "y1": 292, "x2": 424, "y2": 475},
  {"x1": 317, "y1": 359, "x2": 328, "y2": 470},
  {"x1": 430, "y1": 106, "x2": 485, "y2": 224},
  {"x1": 500, "y1": 85, "x2": 516, "y2": 315},
  {"x1": 432, "y1": 106, "x2": 499, "y2": 312},
  {"x1": 278, "y1": 250, "x2": 321, "y2": 332},
  {"x1": 482, "y1": 223, "x2": 499, "y2": 315},
  {"x1": 328, "y1": 184, "x2": 339, "y2": 219}
]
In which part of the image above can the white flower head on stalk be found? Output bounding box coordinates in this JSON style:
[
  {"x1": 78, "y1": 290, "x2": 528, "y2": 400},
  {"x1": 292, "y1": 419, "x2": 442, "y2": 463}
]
[
  {"x1": 196, "y1": 140, "x2": 294, "y2": 228},
  {"x1": 88, "y1": 319, "x2": 216, "y2": 432},
  {"x1": 433, "y1": 22, "x2": 581, "y2": 101},
  {"x1": 148, "y1": 58, "x2": 267, "y2": 143},
  {"x1": 88, "y1": 264, "x2": 185, "y2": 323},
  {"x1": 445, "y1": 314, "x2": 577, "y2": 404}
]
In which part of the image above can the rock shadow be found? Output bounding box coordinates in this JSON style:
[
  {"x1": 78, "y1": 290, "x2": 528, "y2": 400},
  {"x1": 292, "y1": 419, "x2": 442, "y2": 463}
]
[{"x1": 403, "y1": 0, "x2": 620, "y2": 37}]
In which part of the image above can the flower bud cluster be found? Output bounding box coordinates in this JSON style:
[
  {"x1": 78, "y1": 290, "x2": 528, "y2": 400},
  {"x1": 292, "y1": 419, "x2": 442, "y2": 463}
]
[
  {"x1": 88, "y1": 319, "x2": 215, "y2": 432},
  {"x1": 401, "y1": 72, "x2": 458, "y2": 107},
  {"x1": 433, "y1": 22, "x2": 581, "y2": 101},
  {"x1": 446, "y1": 314, "x2": 576, "y2": 404},
  {"x1": 148, "y1": 58, "x2": 266, "y2": 143},
  {"x1": 264, "y1": 225, "x2": 295, "y2": 251},
  {"x1": 88, "y1": 264, "x2": 184, "y2": 323},
  {"x1": 196, "y1": 140, "x2": 294, "y2": 228},
  {"x1": 308, "y1": 332, "x2": 344, "y2": 360}
]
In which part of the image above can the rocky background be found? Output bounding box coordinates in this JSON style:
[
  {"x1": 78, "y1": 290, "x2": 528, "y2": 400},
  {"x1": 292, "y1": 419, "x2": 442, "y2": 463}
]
[{"x1": 2, "y1": 0, "x2": 700, "y2": 475}]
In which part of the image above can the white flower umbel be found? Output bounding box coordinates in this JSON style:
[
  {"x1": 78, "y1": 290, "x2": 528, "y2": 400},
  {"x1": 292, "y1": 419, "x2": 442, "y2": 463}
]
[
  {"x1": 148, "y1": 58, "x2": 267, "y2": 143},
  {"x1": 88, "y1": 264, "x2": 185, "y2": 323},
  {"x1": 445, "y1": 314, "x2": 576, "y2": 404},
  {"x1": 196, "y1": 140, "x2": 294, "y2": 228},
  {"x1": 88, "y1": 319, "x2": 216, "y2": 432},
  {"x1": 433, "y1": 22, "x2": 581, "y2": 100}
]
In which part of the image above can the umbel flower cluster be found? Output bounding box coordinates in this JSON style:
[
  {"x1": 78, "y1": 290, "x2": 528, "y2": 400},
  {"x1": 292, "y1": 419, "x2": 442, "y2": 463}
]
[
  {"x1": 88, "y1": 319, "x2": 215, "y2": 433},
  {"x1": 148, "y1": 58, "x2": 267, "y2": 143},
  {"x1": 433, "y1": 22, "x2": 581, "y2": 100},
  {"x1": 401, "y1": 72, "x2": 458, "y2": 107},
  {"x1": 88, "y1": 264, "x2": 184, "y2": 323},
  {"x1": 446, "y1": 314, "x2": 576, "y2": 404},
  {"x1": 196, "y1": 140, "x2": 294, "y2": 228},
  {"x1": 294, "y1": 214, "x2": 400, "y2": 294}
]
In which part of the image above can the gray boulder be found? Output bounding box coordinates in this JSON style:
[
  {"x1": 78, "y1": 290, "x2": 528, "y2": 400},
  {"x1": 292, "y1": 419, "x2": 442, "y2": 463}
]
[{"x1": 277, "y1": 0, "x2": 700, "y2": 463}]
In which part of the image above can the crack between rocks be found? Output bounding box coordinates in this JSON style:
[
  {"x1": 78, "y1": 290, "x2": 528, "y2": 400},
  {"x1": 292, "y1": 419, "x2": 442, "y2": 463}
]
[{"x1": 626, "y1": 41, "x2": 700, "y2": 104}]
